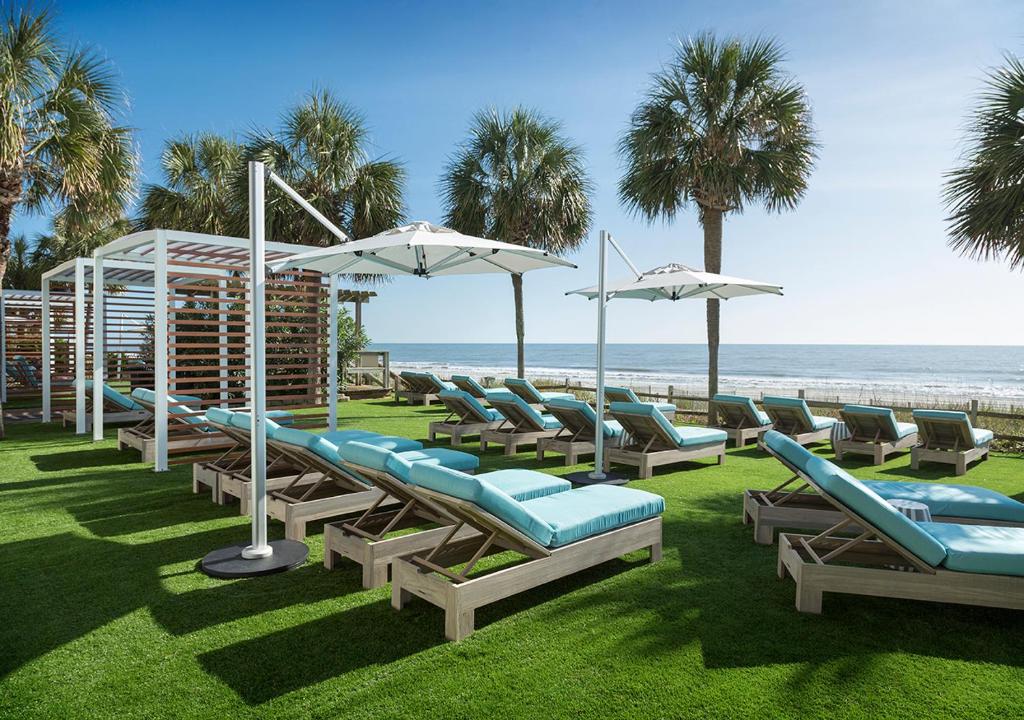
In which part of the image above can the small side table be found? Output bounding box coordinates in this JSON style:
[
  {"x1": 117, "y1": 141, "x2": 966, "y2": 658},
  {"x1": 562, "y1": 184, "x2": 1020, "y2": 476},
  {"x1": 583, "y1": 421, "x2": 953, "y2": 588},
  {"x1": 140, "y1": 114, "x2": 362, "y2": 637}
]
[{"x1": 885, "y1": 499, "x2": 931, "y2": 571}]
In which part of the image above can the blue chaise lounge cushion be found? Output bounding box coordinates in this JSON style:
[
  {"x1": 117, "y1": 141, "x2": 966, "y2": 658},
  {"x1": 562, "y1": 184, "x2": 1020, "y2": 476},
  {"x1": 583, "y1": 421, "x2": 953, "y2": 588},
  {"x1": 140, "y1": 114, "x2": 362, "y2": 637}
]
[
  {"x1": 843, "y1": 404, "x2": 917, "y2": 439},
  {"x1": 338, "y1": 441, "x2": 480, "y2": 480},
  {"x1": 503, "y1": 377, "x2": 574, "y2": 403},
  {"x1": 439, "y1": 389, "x2": 504, "y2": 422},
  {"x1": 85, "y1": 380, "x2": 145, "y2": 411},
  {"x1": 408, "y1": 463, "x2": 556, "y2": 546},
  {"x1": 911, "y1": 409, "x2": 993, "y2": 447},
  {"x1": 610, "y1": 402, "x2": 727, "y2": 447},
  {"x1": 606, "y1": 385, "x2": 677, "y2": 415},
  {"x1": 545, "y1": 397, "x2": 624, "y2": 438},
  {"x1": 920, "y1": 522, "x2": 1024, "y2": 577},
  {"x1": 490, "y1": 391, "x2": 562, "y2": 430},
  {"x1": 863, "y1": 480, "x2": 1024, "y2": 524},
  {"x1": 764, "y1": 396, "x2": 836, "y2": 431},
  {"x1": 520, "y1": 485, "x2": 665, "y2": 547}
]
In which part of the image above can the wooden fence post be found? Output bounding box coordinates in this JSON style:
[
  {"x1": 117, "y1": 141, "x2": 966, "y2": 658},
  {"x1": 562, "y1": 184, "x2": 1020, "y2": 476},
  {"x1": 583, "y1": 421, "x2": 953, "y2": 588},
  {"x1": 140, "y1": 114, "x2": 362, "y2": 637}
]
[
  {"x1": 798, "y1": 388, "x2": 806, "y2": 399},
  {"x1": 970, "y1": 398, "x2": 979, "y2": 425}
]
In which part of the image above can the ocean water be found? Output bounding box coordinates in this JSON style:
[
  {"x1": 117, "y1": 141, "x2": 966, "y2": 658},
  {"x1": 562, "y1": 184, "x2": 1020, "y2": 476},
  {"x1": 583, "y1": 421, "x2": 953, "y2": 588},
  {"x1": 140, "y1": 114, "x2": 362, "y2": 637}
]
[{"x1": 372, "y1": 343, "x2": 1024, "y2": 407}]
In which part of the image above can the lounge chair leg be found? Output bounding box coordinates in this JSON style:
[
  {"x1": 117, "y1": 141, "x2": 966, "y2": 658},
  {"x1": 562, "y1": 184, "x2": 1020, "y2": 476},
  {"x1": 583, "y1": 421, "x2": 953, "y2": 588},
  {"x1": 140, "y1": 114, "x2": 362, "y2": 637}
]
[
  {"x1": 754, "y1": 521, "x2": 774, "y2": 546},
  {"x1": 286, "y1": 519, "x2": 306, "y2": 542},
  {"x1": 363, "y1": 562, "x2": 388, "y2": 589},
  {"x1": 536, "y1": 446, "x2": 544, "y2": 462},
  {"x1": 324, "y1": 547, "x2": 339, "y2": 570},
  {"x1": 650, "y1": 541, "x2": 662, "y2": 563},
  {"x1": 445, "y1": 607, "x2": 475, "y2": 642},
  {"x1": 393, "y1": 588, "x2": 412, "y2": 610},
  {"x1": 504, "y1": 441, "x2": 516, "y2": 457},
  {"x1": 480, "y1": 439, "x2": 488, "y2": 452},
  {"x1": 777, "y1": 552, "x2": 788, "y2": 580},
  {"x1": 717, "y1": 452, "x2": 725, "y2": 465},
  {"x1": 795, "y1": 582, "x2": 823, "y2": 614},
  {"x1": 873, "y1": 446, "x2": 884, "y2": 465},
  {"x1": 428, "y1": 429, "x2": 436, "y2": 441},
  {"x1": 910, "y1": 450, "x2": 920, "y2": 470},
  {"x1": 956, "y1": 455, "x2": 967, "y2": 476}
]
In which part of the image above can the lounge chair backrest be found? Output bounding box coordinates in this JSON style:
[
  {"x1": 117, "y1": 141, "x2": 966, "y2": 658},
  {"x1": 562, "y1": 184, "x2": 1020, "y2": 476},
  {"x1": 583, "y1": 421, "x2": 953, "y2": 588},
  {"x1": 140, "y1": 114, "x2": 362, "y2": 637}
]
[
  {"x1": 438, "y1": 389, "x2": 493, "y2": 423},
  {"x1": 762, "y1": 431, "x2": 947, "y2": 567},
  {"x1": 711, "y1": 394, "x2": 767, "y2": 429},
  {"x1": 544, "y1": 397, "x2": 616, "y2": 438},
  {"x1": 503, "y1": 377, "x2": 544, "y2": 404},
  {"x1": 912, "y1": 410, "x2": 977, "y2": 450},
  {"x1": 604, "y1": 386, "x2": 640, "y2": 404},
  {"x1": 228, "y1": 411, "x2": 283, "y2": 435},
  {"x1": 398, "y1": 371, "x2": 431, "y2": 393},
  {"x1": 400, "y1": 370, "x2": 453, "y2": 394},
  {"x1": 488, "y1": 391, "x2": 549, "y2": 431},
  {"x1": 264, "y1": 424, "x2": 371, "y2": 489},
  {"x1": 608, "y1": 402, "x2": 680, "y2": 450},
  {"x1": 763, "y1": 396, "x2": 815, "y2": 433},
  {"x1": 85, "y1": 380, "x2": 145, "y2": 411},
  {"x1": 451, "y1": 374, "x2": 488, "y2": 398},
  {"x1": 206, "y1": 407, "x2": 234, "y2": 426},
  {"x1": 128, "y1": 387, "x2": 207, "y2": 426},
  {"x1": 841, "y1": 405, "x2": 902, "y2": 441},
  {"x1": 408, "y1": 462, "x2": 555, "y2": 548}
]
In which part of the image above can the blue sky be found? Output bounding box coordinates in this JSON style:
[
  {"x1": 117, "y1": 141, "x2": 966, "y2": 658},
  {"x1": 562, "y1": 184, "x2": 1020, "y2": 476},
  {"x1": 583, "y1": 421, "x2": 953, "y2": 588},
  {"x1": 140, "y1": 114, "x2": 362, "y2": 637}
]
[{"x1": 21, "y1": 0, "x2": 1024, "y2": 344}]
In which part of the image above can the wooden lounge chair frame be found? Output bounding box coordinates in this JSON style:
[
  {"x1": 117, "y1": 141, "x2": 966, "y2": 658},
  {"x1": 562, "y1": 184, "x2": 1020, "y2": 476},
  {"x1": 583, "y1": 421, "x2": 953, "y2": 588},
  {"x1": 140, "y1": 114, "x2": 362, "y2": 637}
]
[
  {"x1": 537, "y1": 402, "x2": 623, "y2": 465},
  {"x1": 261, "y1": 436, "x2": 400, "y2": 540},
  {"x1": 834, "y1": 409, "x2": 918, "y2": 465},
  {"x1": 708, "y1": 397, "x2": 772, "y2": 448},
  {"x1": 395, "y1": 372, "x2": 447, "y2": 406},
  {"x1": 60, "y1": 395, "x2": 147, "y2": 431},
  {"x1": 479, "y1": 398, "x2": 561, "y2": 456},
  {"x1": 776, "y1": 489, "x2": 1024, "y2": 614},
  {"x1": 604, "y1": 410, "x2": 725, "y2": 479},
  {"x1": 910, "y1": 414, "x2": 990, "y2": 476},
  {"x1": 391, "y1": 485, "x2": 663, "y2": 641},
  {"x1": 324, "y1": 460, "x2": 478, "y2": 588},
  {"x1": 428, "y1": 393, "x2": 504, "y2": 446},
  {"x1": 116, "y1": 394, "x2": 229, "y2": 462},
  {"x1": 743, "y1": 441, "x2": 1020, "y2": 545},
  {"x1": 763, "y1": 401, "x2": 832, "y2": 446},
  {"x1": 604, "y1": 386, "x2": 676, "y2": 421}
]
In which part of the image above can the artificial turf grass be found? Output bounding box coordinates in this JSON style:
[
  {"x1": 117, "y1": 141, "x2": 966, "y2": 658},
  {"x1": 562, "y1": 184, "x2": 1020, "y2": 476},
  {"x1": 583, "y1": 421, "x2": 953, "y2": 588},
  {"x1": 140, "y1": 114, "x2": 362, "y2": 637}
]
[{"x1": 0, "y1": 400, "x2": 1022, "y2": 719}]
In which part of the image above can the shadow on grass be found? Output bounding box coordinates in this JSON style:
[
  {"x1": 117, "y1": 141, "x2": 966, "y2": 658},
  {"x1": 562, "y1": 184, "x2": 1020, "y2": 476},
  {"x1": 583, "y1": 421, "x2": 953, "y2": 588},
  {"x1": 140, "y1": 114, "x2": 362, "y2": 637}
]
[
  {"x1": 0, "y1": 526, "x2": 245, "y2": 680},
  {"x1": 31, "y1": 446, "x2": 137, "y2": 472},
  {"x1": 67, "y1": 486, "x2": 229, "y2": 537}
]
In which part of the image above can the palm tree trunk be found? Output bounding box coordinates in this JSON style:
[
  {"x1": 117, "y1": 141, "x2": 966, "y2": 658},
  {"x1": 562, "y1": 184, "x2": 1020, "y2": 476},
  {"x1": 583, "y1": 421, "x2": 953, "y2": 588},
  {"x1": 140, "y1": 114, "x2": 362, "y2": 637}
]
[
  {"x1": 702, "y1": 207, "x2": 723, "y2": 400},
  {"x1": 511, "y1": 273, "x2": 525, "y2": 378}
]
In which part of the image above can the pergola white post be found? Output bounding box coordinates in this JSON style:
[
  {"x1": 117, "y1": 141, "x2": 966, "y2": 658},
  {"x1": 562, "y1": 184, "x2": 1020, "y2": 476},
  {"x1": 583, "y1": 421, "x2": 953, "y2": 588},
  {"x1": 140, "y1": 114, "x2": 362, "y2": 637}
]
[
  {"x1": 41, "y1": 278, "x2": 51, "y2": 422},
  {"x1": 327, "y1": 274, "x2": 339, "y2": 433},
  {"x1": 92, "y1": 257, "x2": 105, "y2": 440},
  {"x1": 589, "y1": 231, "x2": 609, "y2": 481},
  {"x1": 153, "y1": 231, "x2": 169, "y2": 471},
  {"x1": 74, "y1": 260, "x2": 87, "y2": 433},
  {"x1": 243, "y1": 161, "x2": 272, "y2": 559}
]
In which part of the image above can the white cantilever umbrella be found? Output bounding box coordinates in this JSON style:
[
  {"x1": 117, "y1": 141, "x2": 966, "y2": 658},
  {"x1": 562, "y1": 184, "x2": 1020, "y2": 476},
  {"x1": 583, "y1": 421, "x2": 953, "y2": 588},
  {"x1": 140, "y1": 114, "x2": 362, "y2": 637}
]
[
  {"x1": 269, "y1": 221, "x2": 577, "y2": 276},
  {"x1": 565, "y1": 231, "x2": 782, "y2": 483}
]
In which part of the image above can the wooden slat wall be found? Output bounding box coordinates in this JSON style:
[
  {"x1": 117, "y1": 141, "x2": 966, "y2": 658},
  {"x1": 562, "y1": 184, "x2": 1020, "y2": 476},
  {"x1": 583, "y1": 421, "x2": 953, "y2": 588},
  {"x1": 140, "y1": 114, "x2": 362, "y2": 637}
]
[{"x1": 3, "y1": 293, "x2": 74, "y2": 408}]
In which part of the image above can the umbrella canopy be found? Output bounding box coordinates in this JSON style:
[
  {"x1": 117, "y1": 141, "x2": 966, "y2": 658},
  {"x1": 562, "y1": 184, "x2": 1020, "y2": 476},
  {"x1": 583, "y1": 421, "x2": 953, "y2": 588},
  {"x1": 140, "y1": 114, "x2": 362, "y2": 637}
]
[
  {"x1": 270, "y1": 221, "x2": 577, "y2": 276},
  {"x1": 566, "y1": 263, "x2": 783, "y2": 301}
]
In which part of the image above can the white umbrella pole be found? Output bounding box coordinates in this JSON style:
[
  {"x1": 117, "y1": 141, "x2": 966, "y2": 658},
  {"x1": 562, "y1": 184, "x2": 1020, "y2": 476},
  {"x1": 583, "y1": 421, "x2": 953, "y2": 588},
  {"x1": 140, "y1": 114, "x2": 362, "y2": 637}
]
[
  {"x1": 243, "y1": 161, "x2": 272, "y2": 560},
  {"x1": 589, "y1": 230, "x2": 608, "y2": 481}
]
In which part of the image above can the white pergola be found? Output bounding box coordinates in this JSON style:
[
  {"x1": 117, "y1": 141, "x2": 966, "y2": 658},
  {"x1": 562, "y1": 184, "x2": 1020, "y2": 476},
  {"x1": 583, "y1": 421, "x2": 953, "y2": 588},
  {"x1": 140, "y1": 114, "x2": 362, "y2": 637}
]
[
  {"x1": 41, "y1": 257, "x2": 157, "y2": 432},
  {"x1": 1, "y1": 289, "x2": 50, "y2": 404},
  {"x1": 89, "y1": 229, "x2": 343, "y2": 471}
]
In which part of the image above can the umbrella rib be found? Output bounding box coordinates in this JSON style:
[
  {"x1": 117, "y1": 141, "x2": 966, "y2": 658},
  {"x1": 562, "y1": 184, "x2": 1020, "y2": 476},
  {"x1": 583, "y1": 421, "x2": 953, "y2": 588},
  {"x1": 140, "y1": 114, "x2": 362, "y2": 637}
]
[
  {"x1": 360, "y1": 254, "x2": 418, "y2": 274},
  {"x1": 478, "y1": 255, "x2": 518, "y2": 274},
  {"x1": 428, "y1": 248, "x2": 477, "y2": 273}
]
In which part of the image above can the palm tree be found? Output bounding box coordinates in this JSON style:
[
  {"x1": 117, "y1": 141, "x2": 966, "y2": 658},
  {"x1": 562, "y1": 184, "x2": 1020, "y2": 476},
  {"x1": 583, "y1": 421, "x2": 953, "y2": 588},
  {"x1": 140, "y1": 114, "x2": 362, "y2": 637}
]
[
  {"x1": 618, "y1": 34, "x2": 815, "y2": 398},
  {"x1": 245, "y1": 90, "x2": 406, "y2": 245},
  {"x1": 440, "y1": 108, "x2": 593, "y2": 377},
  {"x1": 3, "y1": 234, "x2": 35, "y2": 289},
  {"x1": 944, "y1": 53, "x2": 1024, "y2": 269},
  {"x1": 137, "y1": 134, "x2": 244, "y2": 235},
  {"x1": 0, "y1": 7, "x2": 136, "y2": 289},
  {"x1": 32, "y1": 216, "x2": 134, "y2": 269}
]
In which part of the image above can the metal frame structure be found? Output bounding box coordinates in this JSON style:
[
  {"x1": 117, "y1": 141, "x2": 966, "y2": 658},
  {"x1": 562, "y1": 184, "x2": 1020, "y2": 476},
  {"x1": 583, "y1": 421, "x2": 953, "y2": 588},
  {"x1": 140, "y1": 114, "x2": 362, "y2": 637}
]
[
  {"x1": 40, "y1": 258, "x2": 156, "y2": 432},
  {"x1": 89, "y1": 228, "x2": 340, "y2": 472}
]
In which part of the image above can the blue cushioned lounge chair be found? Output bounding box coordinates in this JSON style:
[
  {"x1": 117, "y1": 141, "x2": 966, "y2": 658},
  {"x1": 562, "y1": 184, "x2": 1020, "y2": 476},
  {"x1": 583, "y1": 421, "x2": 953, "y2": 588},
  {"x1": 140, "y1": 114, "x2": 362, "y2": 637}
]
[
  {"x1": 605, "y1": 385, "x2": 677, "y2": 420},
  {"x1": 538, "y1": 397, "x2": 625, "y2": 465},
  {"x1": 429, "y1": 389, "x2": 505, "y2": 446},
  {"x1": 911, "y1": 409, "x2": 993, "y2": 476},
  {"x1": 836, "y1": 404, "x2": 918, "y2": 465},
  {"x1": 451, "y1": 374, "x2": 506, "y2": 402},
  {"x1": 481, "y1": 391, "x2": 563, "y2": 455},
  {"x1": 116, "y1": 387, "x2": 232, "y2": 463},
  {"x1": 390, "y1": 461, "x2": 665, "y2": 641},
  {"x1": 502, "y1": 377, "x2": 574, "y2": 406},
  {"x1": 766, "y1": 431, "x2": 1024, "y2": 614},
  {"x1": 762, "y1": 396, "x2": 836, "y2": 446},
  {"x1": 326, "y1": 440, "x2": 566, "y2": 588},
  {"x1": 745, "y1": 430, "x2": 1024, "y2": 545},
  {"x1": 62, "y1": 380, "x2": 149, "y2": 430},
  {"x1": 606, "y1": 402, "x2": 727, "y2": 479},
  {"x1": 262, "y1": 424, "x2": 463, "y2": 540},
  {"x1": 708, "y1": 394, "x2": 772, "y2": 447},
  {"x1": 396, "y1": 370, "x2": 454, "y2": 406}
]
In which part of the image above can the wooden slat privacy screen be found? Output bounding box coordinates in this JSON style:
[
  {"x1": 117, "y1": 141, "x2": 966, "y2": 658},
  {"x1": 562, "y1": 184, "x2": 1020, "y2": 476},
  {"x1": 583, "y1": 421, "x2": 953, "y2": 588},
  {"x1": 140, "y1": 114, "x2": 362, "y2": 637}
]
[{"x1": 2, "y1": 291, "x2": 74, "y2": 408}]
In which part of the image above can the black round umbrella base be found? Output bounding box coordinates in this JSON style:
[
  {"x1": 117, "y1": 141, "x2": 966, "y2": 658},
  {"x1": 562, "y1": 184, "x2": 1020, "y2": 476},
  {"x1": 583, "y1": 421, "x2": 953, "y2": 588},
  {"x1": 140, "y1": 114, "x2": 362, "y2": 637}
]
[
  {"x1": 200, "y1": 540, "x2": 308, "y2": 579},
  {"x1": 564, "y1": 470, "x2": 629, "y2": 486}
]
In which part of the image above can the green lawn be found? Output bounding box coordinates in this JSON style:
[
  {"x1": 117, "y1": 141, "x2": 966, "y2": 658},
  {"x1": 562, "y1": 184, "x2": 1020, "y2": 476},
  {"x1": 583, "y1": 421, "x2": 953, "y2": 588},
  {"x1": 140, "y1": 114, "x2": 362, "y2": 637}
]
[{"x1": 2, "y1": 398, "x2": 1022, "y2": 719}]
